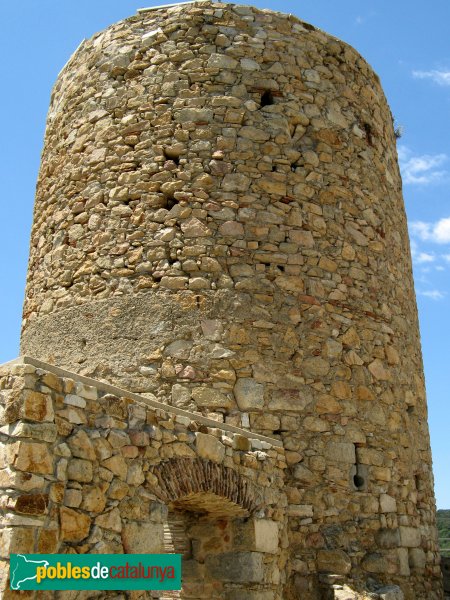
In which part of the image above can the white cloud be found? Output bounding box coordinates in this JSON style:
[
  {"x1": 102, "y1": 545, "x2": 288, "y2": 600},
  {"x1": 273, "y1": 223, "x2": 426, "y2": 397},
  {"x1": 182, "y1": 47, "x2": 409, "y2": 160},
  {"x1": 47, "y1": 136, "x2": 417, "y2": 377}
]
[
  {"x1": 355, "y1": 11, "x2": 375, "y2": 26},
  {"x1": 443, "y1": 254, "x2": 450, "y2": 262},
  {"x1": 434, "y1": 218, "x2": 450, "y2": 242},
  {"x1": 410, "y1": 218, "x2": 450, "y2": 244},
  {"x1": 413, "y1": 69, "x2": 450, "y2": 86},
  {"x1": 410, "y1": 239, "x2": 435, "y2": 263},
  {"x1": 419, "y1": 290, "x2": 445, "y2": 300},
  {"x1": 416, "y1": 252, "x2": 435, "y2": 263},
  {"x1": 397, "y1": 146, "x2": 448, "y2": 185},
  {"x1": 410, "y1": 221, "x2": 432, "y2": 240}
]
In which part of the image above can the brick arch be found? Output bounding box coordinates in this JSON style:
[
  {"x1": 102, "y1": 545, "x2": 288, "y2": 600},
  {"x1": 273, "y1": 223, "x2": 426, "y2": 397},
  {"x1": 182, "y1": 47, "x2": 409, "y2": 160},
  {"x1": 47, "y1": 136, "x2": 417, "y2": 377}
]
[{"x1": 150, "y1": 458, "x2": 263, "y2": 518}]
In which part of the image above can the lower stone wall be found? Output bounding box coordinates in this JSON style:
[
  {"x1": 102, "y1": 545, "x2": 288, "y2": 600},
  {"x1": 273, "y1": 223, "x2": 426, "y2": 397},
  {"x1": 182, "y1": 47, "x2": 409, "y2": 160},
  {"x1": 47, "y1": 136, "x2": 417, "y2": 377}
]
[
  {"x1": 0, "y1": 358, "x2": 287, "y2": 599},
  {"x1": 0, "y1": 358, "x2": 443, "y2": 599}
]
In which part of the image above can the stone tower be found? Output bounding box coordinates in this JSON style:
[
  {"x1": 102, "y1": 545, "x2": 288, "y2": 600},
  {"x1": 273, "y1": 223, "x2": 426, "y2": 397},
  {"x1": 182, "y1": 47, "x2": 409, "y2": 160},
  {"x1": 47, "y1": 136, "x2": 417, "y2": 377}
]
[{"x1": 12, "y1": 1, "x2": 442, "y2": 598}]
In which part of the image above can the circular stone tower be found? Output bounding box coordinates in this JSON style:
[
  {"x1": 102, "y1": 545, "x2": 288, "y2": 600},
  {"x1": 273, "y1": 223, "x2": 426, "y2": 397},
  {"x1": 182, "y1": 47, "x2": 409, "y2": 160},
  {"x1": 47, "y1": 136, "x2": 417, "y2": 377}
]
[{"x1": 21, "y1": 2, "x2": 442, "y2": 598}]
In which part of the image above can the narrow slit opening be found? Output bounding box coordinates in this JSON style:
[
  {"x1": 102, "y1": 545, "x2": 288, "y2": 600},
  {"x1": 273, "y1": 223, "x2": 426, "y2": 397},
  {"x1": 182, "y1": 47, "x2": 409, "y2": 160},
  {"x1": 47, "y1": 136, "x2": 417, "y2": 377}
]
[
  {"x1": 353, "y1": 474, "x2": 365, "y2": 489},
  {"x1": 163, "y1": 148, "x2": 180, "y2": 165},
  {"x1": 261, "y1": 90, "x2": 274, "y2": 107},
  {"x1": 163, "y1": 193, "x2": 179, "y2": 210},
  {"x1": 363, "y1": 123, "x2": 373, "y2": 146}
]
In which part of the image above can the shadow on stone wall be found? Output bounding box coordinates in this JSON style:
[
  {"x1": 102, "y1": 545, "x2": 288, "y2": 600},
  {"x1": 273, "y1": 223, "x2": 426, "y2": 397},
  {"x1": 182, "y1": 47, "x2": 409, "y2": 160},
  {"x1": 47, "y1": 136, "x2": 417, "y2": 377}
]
[{"x1": 442, "y1": 556, "x2": 450, "y2": 595}]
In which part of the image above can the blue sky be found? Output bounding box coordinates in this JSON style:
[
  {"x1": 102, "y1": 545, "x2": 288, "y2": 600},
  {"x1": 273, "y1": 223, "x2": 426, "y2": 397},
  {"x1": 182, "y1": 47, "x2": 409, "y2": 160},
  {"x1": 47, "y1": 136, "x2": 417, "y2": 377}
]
[{"x1": 1, "y1": 0, "x2": 449, "y2": 508}]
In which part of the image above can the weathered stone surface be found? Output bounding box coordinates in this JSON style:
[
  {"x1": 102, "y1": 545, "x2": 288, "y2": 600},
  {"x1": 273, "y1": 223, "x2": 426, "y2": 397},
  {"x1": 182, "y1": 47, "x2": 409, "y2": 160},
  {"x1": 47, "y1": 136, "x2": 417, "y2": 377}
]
[
  {"x1": 207, "y1": 53, "x2": 238, "y2": 69},
  {"x1": 67, "y1": 458, "x2": 93, "y2": 483},
  {"x1": 376, "y1": 528, "x2": 401, "y2": 548},
  {"x1": 121, "y1": 522, "x2": 164, "y2": 553},
  {"x1": 67, "y1": 429, "x2": 96, "y2": 460},
  {"x1": 368, "y1": 359, "x2": 391, "y2": 381},
  {"x1": 195, "y1": 433, "x2": 225, "y2": 463},
  {"x1": 191, "y1": 387, "x2": 233, "y2": 409},
  {"x1": 362, "y1": 552, "x2": 390, "y2": 574},
  {"x1": 409, "y1": 547, "x2": 426, "y2": 570},
  {"x1": 399, "y1": 526, "x2": 421, "y2": 547},
  {"x1": 101, "y1": 455, "x2": 128, "y2": 480},
  {"x1": 81, "y1": 486, "x2": 106, "y2": 513},
  {"x1": 234, "y1": 379, "x2": 264, "y2": 410},
  {"x1": 380, "y1": 493, "x2": 397, "y2": 513},
  {"x1": 302, "y1": 358, "x2": 330, "y2": 378},
  {"x1": 95, "y1": 508, "x2": 122, "y2": 532},
  {"x1": 234, "y1": 518, "x2": 279, "y2": 554},
  {"x1": 317, "y1": 549, "x2": 352, "y2": 574},
  {"x1": 253, "y1": 519, "x2": 279, "y2": 554},
  {"x1": 22, "y1": 391, "x2": 54, "y2": 422},
  {"x1": 326, "y1": 442, "x2": 356, "y2": 463},
  {"x1": 59, "y1": 507, "x2": 91, "y2": 542},
  {"x1": 293, "y1": 464, "x2": 315, "y2": 484},
  {"x1": 0, "y1": 527, "x2": 35, "y2": 557},
  {"x1": 9, "y1": 441, "x2": 53, "y2": 475},
  {"x1": 205, "y1": 552, "x2": 264, "y2": 582}
]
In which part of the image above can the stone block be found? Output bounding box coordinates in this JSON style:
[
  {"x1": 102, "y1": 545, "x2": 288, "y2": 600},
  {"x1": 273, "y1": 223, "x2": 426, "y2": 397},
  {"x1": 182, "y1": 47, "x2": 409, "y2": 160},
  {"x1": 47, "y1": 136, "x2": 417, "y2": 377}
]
[
  {"x1": 195, "y1": 432, "x2": 225, "y2": 463},
  {"x1": 377, "y1": 585, "x2": 405, "y2": 600},
  {"x1": 67, "y1": 458, "x2": 93, "y2": 483},
  {"x1": 65, "y1": 489, "x2": 82, "y2": 508},
  {"x1": 317, "y1": 549, "x2": 351, "y2": 574},
  {"x1": 234, "y1": 519, "x2": 279, "y2": 554},
  {"x1": 362, "y1": 552, "x2": 398, "y2": 575},
  {"x1": 234, "y1": 378, "x2": 264, "y2": 410},
  {"x1": 233, "y1": 434, "x2": 251, "y2": 451},
  {"x1": 0, "y1": 468, "x2": 44, "y2": 492},
  {"x1": 325, "y1": 442, "x2": 355, "y2": 463},
  {"x1": 226, "y1": 592, "x2": 274, "y2": 600},
  {"x1": 101, "y1": 455, "x2": 128, "y2": 480},
  {"x1": 222, "y1": 173, "x2": 250, "y2": 192},
  {"x1": 59, "y1": 507, "x2": 91, "y2": 542},
  {"x1": 191, "y1": 387, "x2": 233, "y2": 408},
  {"x1": 375, "y1": 528, "x2": 401, "y2": 548},
  {"x1": 399, "y1": 526, "x2": 421, "y2": 547},
  {"x1": 37, "y1": 528, "x2": 59, "y2": 553},
  {"x1": 397, "y1": 547, "x2": 410, "y2": 576},
  {"x1": 268, "y1": 388, "x2": 312, "y2": 411},
  {"x1": 205, "y1": 552, "x2": 264, "y2": 582},
  {"x1": 95, "y1": 507, "x2": 122, "y2": 532},
  {"x1": 13, "y1": 493, "x2": 49, "y2": 515},
  {"x1": 409, "y1": 547, "x2": 426, "y2": 570},
  {"x1": 0, "y1": 527, "x2": 35, "y2": 557},
  {"x1": 121, "y1": 522, "x2": 164, "y2": 553},
  {"x1": 380, "y1": 493, "x2": 397, "y2": 513},
  {"x1": 1, "y1": 421, "x2": 57, "y2": 443},
  {"x1": 67, "y1": 429, "x2": 96, "y2": 460},
  {"x1": 22, "y1": 390, "x2": 54, "y2": 422},
  {"x1": 288, "y1": 504, "x2": 314, "y2": 518},
  {"x1": 75, "y1": 382, "x2": 98, "y2": 400},
  {"x1": 81, "y1": 486, "x2": 106, "y2": 513},
  {"x1": 293, "y1": 464, "x2": 315, "y2": 484},
  {"x1": 64, "y1": 394, "x2": 86, "y2": 408},
  {"x1": 9, "y1": 441, "x2": 53, "y2": 475},
  {"x1": 254, "y1": 519, "x2": 279, "y2": 554}
]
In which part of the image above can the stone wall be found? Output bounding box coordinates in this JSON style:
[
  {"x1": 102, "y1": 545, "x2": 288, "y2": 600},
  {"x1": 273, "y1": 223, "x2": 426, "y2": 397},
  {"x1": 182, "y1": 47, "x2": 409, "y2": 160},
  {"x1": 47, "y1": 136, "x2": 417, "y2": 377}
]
[
  {"x1": 17, "y1": 1, "x2": 443, "y2": 598},
  {"x1": 0, "y1": 357, "x2": 287, "y2": 599}
]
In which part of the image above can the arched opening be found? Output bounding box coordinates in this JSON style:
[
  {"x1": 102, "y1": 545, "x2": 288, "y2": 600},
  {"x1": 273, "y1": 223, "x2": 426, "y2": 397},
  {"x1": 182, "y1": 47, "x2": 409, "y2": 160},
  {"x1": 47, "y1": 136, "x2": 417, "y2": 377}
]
[{"x1": 149, "y1": 458, "x2": 281, "y2": 600}]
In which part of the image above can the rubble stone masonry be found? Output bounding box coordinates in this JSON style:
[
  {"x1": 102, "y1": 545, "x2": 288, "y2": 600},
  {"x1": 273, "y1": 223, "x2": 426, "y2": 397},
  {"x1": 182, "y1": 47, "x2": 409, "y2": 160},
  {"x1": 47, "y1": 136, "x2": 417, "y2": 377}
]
[{"x1": 1, "y1": 1, "x2": 443, "y2": 598}]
